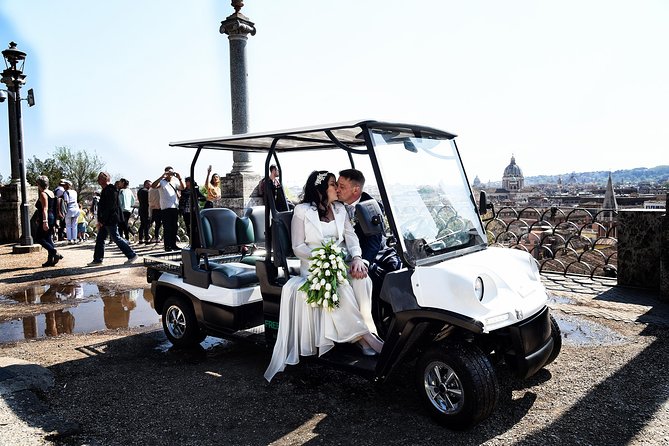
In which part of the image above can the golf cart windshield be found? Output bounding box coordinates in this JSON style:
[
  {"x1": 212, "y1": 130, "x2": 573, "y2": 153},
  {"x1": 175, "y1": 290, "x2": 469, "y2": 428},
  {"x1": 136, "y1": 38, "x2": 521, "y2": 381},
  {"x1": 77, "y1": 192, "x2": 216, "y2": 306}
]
[{"x1": 369, "y1": 127, "x2": 487, "y2": 265}]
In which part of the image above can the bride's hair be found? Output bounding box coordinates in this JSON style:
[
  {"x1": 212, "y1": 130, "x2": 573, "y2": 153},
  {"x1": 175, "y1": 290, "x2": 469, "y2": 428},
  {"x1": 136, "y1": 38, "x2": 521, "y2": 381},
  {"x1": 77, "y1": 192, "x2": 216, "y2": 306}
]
[{"x1": 301, "y1": 170, "x2": 335, "y2": 219}]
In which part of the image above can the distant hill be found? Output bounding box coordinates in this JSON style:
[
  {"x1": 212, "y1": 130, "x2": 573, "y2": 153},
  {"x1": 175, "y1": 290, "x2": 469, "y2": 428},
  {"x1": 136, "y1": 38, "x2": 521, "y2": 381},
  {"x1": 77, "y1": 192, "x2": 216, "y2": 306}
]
[{"x1": 524, "y1": 165, "x2": 669, "y2": 186}]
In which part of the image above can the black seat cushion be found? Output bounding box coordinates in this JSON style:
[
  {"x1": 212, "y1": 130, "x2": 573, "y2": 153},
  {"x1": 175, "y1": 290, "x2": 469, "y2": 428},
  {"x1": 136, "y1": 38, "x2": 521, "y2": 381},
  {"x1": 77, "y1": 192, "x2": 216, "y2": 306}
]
[
  {"x1": 244, "y1": 206, "x2": 266, "y2": 245},
  {"x1": 210, "y1": 262, "x2": 258, "y2": 288}
]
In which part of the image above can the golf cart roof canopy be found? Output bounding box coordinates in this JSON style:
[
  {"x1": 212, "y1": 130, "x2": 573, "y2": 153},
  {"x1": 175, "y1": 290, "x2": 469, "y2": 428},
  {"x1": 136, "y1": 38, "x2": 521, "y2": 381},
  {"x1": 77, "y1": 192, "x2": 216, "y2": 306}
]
[{"x1": 169, "y1": 120, "x2": 457, "y2": 153}]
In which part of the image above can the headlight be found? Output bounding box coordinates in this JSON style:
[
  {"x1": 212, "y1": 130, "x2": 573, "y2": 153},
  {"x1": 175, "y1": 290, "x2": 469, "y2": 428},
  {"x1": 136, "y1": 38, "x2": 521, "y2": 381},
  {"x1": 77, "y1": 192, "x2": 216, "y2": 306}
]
[{"x1": 474, "y1": 276, "x2": 484, "y2": 301}]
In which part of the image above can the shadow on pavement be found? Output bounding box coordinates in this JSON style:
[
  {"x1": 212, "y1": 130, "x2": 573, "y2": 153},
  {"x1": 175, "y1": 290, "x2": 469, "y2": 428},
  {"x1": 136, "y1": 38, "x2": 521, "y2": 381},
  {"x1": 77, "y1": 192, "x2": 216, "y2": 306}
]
[
  {"x1": 4, "y1": 330, "x2": 552, "y2": 445},
  {"x1": 518, "y1": 324, "x2": 668, "y2": 445},
  {"x1": 1, "y1": 263, "x2": 134, "y2": 286}
]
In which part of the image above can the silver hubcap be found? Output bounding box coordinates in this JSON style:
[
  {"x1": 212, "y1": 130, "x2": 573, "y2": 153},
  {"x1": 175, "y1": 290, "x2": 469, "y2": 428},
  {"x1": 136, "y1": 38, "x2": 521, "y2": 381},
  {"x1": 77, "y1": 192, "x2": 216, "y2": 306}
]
[
  {"x1": 165, "y1": 305, "x2": 186, "y2": 339},
  {"x1": 423, "y1": 360, "x2": 464, "y2": 414}
]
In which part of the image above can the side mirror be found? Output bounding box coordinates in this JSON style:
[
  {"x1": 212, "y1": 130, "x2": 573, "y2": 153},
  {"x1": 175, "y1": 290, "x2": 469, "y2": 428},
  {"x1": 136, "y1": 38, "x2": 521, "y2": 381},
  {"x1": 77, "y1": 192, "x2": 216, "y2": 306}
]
[
  {"x1": 478, "y1": 191, "x2": 487, "y2": 215},
  {"x1": 479, "y1": 190, "x2": 494, "y2": 217}
]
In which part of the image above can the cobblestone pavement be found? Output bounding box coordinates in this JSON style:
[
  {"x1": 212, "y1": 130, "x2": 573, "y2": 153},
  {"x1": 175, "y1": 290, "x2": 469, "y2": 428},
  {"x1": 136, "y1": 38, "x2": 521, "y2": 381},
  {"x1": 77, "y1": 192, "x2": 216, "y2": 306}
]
[{"x1": 543, "y1": 273, "x2": 669, "y2": 327}]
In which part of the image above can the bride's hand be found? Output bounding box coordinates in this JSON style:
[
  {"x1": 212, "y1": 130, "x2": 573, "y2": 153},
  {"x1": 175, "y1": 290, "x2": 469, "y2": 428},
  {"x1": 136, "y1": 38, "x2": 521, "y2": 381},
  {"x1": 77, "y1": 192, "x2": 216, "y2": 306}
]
[{"x1": 350, "y1": 256, "x2": 367, "y2": 279}]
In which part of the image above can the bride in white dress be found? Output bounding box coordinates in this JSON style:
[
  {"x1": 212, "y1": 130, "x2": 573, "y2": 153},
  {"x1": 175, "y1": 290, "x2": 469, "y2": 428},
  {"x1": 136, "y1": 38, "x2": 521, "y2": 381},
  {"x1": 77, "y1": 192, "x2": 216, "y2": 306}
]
[{"x1": 265, "y1": 170, "x2": 384, "y2": 382}]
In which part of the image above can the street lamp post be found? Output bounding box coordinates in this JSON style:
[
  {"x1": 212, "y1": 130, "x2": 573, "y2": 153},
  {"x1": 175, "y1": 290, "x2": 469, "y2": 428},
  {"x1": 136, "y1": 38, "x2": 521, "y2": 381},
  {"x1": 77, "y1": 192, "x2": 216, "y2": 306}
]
[{"x1": 2, "y1": 41, "x2": 34, "y2": 247}]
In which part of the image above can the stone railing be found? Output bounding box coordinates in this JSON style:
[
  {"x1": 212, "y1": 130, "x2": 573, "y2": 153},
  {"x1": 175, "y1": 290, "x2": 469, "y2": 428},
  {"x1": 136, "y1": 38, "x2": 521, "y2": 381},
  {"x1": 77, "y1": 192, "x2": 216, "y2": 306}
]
[
  {"x1": 483, "y1": 206, "x2": 619, "y2": 278},
  {"x1": 483, "y1": 205, "x2": 668, "y2": 300}
]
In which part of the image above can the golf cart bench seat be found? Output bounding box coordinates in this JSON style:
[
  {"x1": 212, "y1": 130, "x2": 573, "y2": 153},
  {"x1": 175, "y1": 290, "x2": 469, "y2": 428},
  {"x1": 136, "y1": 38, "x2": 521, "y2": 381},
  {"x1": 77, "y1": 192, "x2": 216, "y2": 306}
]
[
  {"x1": 184, "y1": 207, "x2": 267, "y2": 289},
  {"x1": 210, "y1": 262, "x2": 258, "y2": 288},
  {"x1": 271, "y1": 210, "x2": 301, "y2": 278},
  {"x1": 200, "y1": 206, "x2": 264, "y2": 254}
]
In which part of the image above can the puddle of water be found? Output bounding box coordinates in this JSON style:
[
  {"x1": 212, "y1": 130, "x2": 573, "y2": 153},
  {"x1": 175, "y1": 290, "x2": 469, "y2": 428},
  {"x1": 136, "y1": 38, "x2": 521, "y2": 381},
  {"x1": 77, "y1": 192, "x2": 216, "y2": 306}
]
[
  {"x1": 548, "y1": 293, "x2": 574, "y2": 305},
  {"x1": 554, "y1": 314, "x2": 628, "y2": 346},
  {"x1": 0, "y1": 283, "x2": 159, "y2": 343}
]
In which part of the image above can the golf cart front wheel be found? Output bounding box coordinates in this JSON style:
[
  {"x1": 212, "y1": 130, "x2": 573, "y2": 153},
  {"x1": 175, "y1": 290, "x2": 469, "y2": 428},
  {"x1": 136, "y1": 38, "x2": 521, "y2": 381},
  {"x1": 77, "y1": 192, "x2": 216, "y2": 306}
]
[{"x1": 416, "y1": 342, "x2": 499, "y2": 430}]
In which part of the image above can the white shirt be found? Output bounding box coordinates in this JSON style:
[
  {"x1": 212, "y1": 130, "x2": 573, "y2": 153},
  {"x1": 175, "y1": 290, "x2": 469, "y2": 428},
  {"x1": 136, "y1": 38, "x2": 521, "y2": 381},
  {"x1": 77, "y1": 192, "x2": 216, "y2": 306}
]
[
  {"x1": 158, "y1": 178, "x2": 181, "y2": 210},
  {"x1": 63, "y1": 189, "x2": 80, "y2": 217}
]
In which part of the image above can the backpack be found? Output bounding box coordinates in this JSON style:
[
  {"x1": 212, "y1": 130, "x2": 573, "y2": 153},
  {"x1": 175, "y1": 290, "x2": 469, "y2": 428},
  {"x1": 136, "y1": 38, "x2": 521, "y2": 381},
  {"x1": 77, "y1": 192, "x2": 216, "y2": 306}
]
[{"x1": 60, "y1": 191, "x2": 69, "y2": 217}]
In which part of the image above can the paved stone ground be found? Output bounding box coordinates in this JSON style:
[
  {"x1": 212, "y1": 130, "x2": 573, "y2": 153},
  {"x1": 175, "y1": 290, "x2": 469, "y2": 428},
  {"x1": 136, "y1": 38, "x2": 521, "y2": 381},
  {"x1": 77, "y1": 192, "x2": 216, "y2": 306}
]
[
  {"x1": 1, "y1": 242, "x2": 668, "y2": 445},
  {"x1": 543, "y1": 274, "x2": 669, "y2": 327}
]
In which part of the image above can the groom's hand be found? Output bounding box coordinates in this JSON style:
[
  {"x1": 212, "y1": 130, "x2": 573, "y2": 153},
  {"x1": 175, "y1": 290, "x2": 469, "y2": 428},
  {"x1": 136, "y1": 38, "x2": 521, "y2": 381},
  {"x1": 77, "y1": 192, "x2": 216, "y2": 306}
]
[{"x1": 350, "y1": 257, "x2": 368, "y2": 279}]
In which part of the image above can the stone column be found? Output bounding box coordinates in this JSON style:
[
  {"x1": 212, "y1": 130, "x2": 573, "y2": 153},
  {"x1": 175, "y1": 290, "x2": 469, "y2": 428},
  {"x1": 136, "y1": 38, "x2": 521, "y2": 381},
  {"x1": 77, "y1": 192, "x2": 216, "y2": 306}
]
[{"x1": 219, "y1": 1, "x2": 261, "y2": 213}]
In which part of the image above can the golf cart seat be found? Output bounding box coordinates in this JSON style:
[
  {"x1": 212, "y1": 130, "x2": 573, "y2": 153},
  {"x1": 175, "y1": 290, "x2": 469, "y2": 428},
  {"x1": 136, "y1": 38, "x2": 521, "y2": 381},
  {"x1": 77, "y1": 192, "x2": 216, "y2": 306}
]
[
  {"x1": 191, "y1": 207, "x2": 259, "y2": 289},
  {"x1": 271, "y1": 210, "x2": 301, "y2": 278},
  {"x1": 239, "y1": 206, "x2": 267, "y2": 266},
  {"x1": 210, "y1": 262, "x2": 258, "y2": 288},
  {"x1": 243, "y1": 206, "x2": 266, "y2": 245}
]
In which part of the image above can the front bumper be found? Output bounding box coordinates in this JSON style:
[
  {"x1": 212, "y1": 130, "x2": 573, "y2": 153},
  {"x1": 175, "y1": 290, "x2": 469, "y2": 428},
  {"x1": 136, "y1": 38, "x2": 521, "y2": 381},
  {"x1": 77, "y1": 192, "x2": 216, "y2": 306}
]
[{"x1": 502, "y1": 306, "x2": 553, "y2": 379}]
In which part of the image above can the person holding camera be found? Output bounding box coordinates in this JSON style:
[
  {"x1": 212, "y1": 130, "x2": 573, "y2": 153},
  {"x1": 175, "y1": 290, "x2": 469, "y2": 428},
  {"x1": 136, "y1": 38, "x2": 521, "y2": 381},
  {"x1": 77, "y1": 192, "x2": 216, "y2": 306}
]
[{"x1": 151, "y1": 166, "x2": 184, "y2": 252}]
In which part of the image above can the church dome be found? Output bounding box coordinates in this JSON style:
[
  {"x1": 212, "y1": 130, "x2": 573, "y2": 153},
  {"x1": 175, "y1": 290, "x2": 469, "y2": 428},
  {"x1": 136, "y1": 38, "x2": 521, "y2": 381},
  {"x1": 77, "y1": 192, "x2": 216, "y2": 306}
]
[
  {"x1": 502, "y1": 154, "x2": 524, "y2": 191},
  {"x1": 503, "y1": 155, "x2": 523, "y2": 178}
]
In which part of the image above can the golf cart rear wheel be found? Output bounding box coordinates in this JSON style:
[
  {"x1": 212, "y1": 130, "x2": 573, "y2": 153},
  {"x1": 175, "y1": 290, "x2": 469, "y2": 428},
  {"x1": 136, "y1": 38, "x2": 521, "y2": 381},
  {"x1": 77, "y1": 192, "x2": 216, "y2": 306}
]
[
  {"x1": 162, "y1": 296, "x2": 206, "y2": 348},
  {"x1": 416, "y1": 343, "x2": 499, "y2": 430}
]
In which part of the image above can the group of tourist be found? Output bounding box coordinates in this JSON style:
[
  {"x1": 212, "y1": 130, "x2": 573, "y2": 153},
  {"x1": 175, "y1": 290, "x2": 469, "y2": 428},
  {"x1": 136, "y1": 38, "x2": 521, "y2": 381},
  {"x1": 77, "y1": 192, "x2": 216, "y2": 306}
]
[{"x1": 32, "y1": 165, "x2": 225, "y2": 267}]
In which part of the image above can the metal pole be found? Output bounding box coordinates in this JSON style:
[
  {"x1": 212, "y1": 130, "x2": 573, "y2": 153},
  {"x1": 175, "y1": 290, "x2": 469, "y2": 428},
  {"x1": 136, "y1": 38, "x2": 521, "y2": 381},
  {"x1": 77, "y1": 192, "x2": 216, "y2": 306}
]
[
  {"x1": 14, "y1": 84, "x2": 32, "y2": 245},
  {"x1": 6, "y1": 89, "x2": 19, "y2": 183}
]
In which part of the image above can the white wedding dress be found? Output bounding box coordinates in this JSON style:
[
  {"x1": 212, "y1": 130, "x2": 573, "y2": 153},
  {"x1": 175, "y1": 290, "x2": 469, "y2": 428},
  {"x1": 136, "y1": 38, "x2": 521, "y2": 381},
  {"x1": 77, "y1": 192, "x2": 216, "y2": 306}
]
[{"x1": 264, "y1": 205, "x2": 376, "y2": 382}]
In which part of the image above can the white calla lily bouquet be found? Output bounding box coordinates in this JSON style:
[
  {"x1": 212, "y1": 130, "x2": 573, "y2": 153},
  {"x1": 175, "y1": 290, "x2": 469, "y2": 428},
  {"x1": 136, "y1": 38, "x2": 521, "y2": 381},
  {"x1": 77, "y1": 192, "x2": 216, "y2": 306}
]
[{"x1": 299, "y1": 240, "x2": 349, "y2": 310}]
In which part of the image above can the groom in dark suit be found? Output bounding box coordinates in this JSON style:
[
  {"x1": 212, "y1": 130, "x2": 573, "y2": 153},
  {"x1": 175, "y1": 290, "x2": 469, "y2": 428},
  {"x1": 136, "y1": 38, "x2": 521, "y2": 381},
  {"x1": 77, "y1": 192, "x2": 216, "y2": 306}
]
[
  {"x1": 336, "y1": 169, "x2": 382, "y2": 266},
  {"x1": 338, "y1": 169, "x2": 402, "y2": 335}
]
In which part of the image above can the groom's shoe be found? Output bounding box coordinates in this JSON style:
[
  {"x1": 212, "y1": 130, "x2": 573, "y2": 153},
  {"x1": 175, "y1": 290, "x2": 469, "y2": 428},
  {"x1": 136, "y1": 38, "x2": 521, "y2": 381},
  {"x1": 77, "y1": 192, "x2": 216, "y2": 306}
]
[{"x1": 357, "y1": 342, "x2": 377, "y2": 356}]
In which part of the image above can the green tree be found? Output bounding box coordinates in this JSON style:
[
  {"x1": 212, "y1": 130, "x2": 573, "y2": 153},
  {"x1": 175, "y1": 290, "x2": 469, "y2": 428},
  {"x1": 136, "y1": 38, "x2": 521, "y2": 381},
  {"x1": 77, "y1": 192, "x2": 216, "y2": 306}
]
[
  {"x1": 26, "y1": 156, "x2": 64, "y2": 189},
  {"x1": 52, "y1": 146, "x2": 105, "y2": 196}
]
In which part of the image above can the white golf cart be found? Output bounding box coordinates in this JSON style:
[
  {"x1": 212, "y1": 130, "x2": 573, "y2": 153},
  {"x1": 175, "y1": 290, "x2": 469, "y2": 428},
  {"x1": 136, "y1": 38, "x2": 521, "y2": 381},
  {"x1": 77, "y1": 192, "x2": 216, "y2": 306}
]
[{"x1": 145, "y1": 120, "x2": 561, "y2": 429}]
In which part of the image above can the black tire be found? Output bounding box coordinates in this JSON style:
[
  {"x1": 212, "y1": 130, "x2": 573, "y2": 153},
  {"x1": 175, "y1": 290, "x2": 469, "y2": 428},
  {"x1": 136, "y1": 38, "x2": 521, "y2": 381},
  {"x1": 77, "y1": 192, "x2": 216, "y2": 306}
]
[
  {"x1": 544, "y1": 313, "x2": 562, "y2": 366},
  {"x1": 162, "y1": 296, "x2": 206, "y2": 348},
  {"x1": 416, "y1": 342, "x2": 499, "y2": 430}
]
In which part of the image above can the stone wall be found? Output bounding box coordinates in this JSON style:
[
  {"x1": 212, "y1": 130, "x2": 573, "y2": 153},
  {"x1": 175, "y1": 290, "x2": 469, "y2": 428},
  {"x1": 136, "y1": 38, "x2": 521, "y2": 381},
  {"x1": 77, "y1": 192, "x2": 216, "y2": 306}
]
[
  {"x1": 661, "y1": 199, "x2": 669, "y2": 302},
  {"x1": 219, "y1": 171, "x2": 262, "y2": 215},
  {"x1": 617, "y1": 209, "x2": 666, "y2": 297},
  {"x1": 0, "y1": 184, "x2": 39, "y2": 243}
]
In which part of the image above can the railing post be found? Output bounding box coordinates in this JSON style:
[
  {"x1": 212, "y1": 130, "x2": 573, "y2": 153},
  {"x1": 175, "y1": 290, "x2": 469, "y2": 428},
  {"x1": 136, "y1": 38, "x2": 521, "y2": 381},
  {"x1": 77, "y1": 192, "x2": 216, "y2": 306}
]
[
  {"x1": 618, "y1": 209, "x2": 664, "y2": 292},
  {"x1": 660, "y1": 196, "x2": 669, "y2": 301}
]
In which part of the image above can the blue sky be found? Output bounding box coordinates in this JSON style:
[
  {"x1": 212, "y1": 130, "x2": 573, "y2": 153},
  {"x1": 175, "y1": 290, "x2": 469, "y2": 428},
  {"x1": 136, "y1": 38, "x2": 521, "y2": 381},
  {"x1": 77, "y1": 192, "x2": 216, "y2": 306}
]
[{"x1": 1, "y1": 0, "x2": 668, "y2": 187}]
